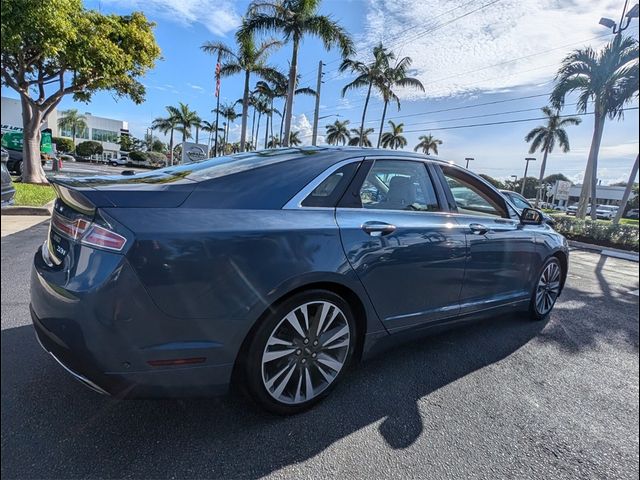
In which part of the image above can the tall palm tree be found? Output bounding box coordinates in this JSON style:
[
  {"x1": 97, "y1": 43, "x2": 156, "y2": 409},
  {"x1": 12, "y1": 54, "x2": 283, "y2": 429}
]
[
  {"x1": 57, "y1": 109, "x2": 87, "y2": 152},
  {"x1": 525, "y1": 106, "x2": 581, "y2": 207},
  {"x1": 151, "y1": 107, "x2": 179, "y2": 165},
  {"x1": 267, "y1": 135, "x2": 281, "y2": 148},
  {"x1": 167, "y1": 102, "x2": 201, "y2": 146},
  {"x1": 252, "y1": 95, "x2": 269, "y2": 148},
  {"x1": 348, "y1": 127, "x2": 374, "y2": 147},
  {"x1": 213, "y1": 102, "x2": 240, "y2": 146},
  {"x1": 202, "y1": 33, "x2": 282, "y2": 151},
  {"x1": 376, "y1": 57, "x2": 424, "y2": 148},
  {"x1": 551, "y1": 34, "x2": 639, "y2": 219},
  {"x1": 340, "y1": 42, "x2": 394, "y2": 146},
  {"x1": 414, "y1": 134, "x2": 442, "y2": 155},
  {"x1": 240, "y1": 0, "x2": 354, "y2": 146},
  {"x1": 380, "y1": 121, "x2": 407, "y2": 150},
  {"x1": 325, "y1": 119, "x2": 351, "y2": 145},
  {"x1": 200, "y1": 120, "x2": 223, "y2": 156}
]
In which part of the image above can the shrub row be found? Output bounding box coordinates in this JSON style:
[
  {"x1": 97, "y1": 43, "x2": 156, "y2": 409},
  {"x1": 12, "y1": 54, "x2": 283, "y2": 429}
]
[
  {"x1": 128, "y1": 150, "x2": 167, "y2": 168},
  {"x1": 551, "y1": 214, "x2": 639, "y2": 252}
]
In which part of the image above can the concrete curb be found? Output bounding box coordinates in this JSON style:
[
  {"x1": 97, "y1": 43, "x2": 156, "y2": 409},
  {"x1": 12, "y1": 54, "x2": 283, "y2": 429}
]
[
  {"x1": 1, "y1": 200, "x2": 53, "y2": 217},
  {"x1": 568, "y1": 240, "x2": 639, "y2": 263}
]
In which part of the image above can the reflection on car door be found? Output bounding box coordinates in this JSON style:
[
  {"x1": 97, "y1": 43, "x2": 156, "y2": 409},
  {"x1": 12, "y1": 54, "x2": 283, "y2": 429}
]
[
  {"x1": 336, "y1": 159, "x2": 467, "y2": 333},
  {"x1": 439, "y1": 165, "x2": 540, "y2": 314}
]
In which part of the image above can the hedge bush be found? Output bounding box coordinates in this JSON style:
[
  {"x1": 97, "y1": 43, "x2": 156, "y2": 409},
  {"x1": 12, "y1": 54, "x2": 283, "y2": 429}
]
[
  {"x1": 551, "y1": 214, "x2": 639, "y2": 252},
  {"x1": 127, "y1": 150, "x2": 167, "y2": 168}
]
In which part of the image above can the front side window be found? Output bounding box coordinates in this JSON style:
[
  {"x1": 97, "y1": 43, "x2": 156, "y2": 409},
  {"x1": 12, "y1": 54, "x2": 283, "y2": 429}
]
[
  {"x1": 442, "y1": 167, "x2": 507, "y2": 218},
  {"x1": 358, "y1": 160, "x2": 439, "y2": 211}
]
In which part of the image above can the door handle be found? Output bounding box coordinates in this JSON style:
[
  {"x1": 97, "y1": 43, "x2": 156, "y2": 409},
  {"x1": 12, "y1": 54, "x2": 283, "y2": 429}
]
[
  {"x1": 362, "y1": 222, "x2": 396, "y2": 237},
  {"x1": 469, "y1": 223, "x2": 489, "y2": 235}
]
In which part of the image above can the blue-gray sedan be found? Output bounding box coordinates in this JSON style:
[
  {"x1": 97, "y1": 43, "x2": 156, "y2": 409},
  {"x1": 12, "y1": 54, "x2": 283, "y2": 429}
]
[{"x1": 30, "y1": 147, "x2": 568, "y2": 414}]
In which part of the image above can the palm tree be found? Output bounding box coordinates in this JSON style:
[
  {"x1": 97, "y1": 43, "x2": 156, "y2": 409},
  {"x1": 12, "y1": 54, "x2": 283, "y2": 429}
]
[
  {"x1": 167, "y1": 102, "x2": 201, "y2": 146},
  {"x1": 267, "y1": 135, "x2": 281, "y2": 148},
  {"x1": 325, "y1": 119, "x2": 351, "y2": 145},
  {"x1": 151, "y1": 107, "x2": 179, "y2": 165},
  {"x1": 348, "y1": 127, "x2": 374, "y2": 147},
  {"x1": 551, "y1": 34, "x2": 639, "y2": 219},
  {"x1": 252, "y1": 95, "x2": 269, "y2": 148},
  {"x1": 200, "y1": 120, "x2": 223, "y2": 157},
  {"x1": 341, "y1": 43, "x2": 394, "y2": 146},
  {"x1": 213, "y1": 102, "x2": 240, "y2": 146},
  {"x1": 525, "y1": 106, "x2": 581, "y2": 207},
  {"x1": 414, "y1": 134, "x2": 442, "y2": 155},
  {"x1": 289, "y1": 130, "x2": 302, "y2": 146},
  {"x1": 380, "y1": 121, "x2": 407, "y2": 150},
  {"x1": 376, "y1": 57, "x2": 424, "y2": 148},
  {"x1": 57, "y1": 109, "x2": 87, "y2": 152},
  {"x1": 240, "y1": 0, "x2": 354, "y2": 146},
  {"x1": 202, "y1": 33, "x2": 282, "y2": 151}
]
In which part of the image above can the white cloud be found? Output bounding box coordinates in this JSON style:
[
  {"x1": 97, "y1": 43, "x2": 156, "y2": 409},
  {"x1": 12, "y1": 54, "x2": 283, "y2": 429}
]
[
  {"x1": 361, "y1": 0, "x2": 632, "y2": 99},
  {"x1": 188, "y1": 83, "x2": 205, "y2": 92},
  {"x1": 291, "y1": 113, "x2": 324, "y2": 146},
  {"x1": 103, "y1": 0, "x2": 241, "y2": 36}
]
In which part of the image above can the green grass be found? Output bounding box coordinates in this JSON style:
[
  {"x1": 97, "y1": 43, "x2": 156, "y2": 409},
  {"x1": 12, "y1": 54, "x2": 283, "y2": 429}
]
[
  {"x1": 620, "y1": 218, "x2": 639, "y2": 226},
  {"x1": 14, "y1": 183, "x2": 57, "y2": 207}
]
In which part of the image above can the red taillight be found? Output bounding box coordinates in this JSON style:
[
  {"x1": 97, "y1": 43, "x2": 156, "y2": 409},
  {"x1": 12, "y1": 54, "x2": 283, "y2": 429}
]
[
  {"x1": 147, "y1": 357, "x2": 206, "y2": 367},
  {"x1": 81, "y1": 225, "x2": 127, "y2": 251},
  {"x1": 51, "y1": 213, "x2": 90, "y2": 240}
]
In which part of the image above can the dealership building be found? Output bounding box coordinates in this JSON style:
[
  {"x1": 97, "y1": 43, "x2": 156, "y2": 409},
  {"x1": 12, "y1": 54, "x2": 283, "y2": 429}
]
[{"x1": 1, "y1": 96, "x2": 129, "y2": 161}]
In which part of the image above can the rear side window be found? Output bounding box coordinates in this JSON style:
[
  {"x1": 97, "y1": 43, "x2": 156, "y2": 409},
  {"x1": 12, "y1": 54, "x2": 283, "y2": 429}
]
[
  {"x1": 301, "y1": 163, "x2": 359, "y2": 207},
  {"x1": 358, "y1": 160, "x2": 440, "y2": 212}
]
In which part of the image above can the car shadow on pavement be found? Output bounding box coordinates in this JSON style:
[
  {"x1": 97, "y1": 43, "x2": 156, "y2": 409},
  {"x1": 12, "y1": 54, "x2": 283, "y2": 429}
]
[{"x1": 2, "y1": 282, "x2": 637, "y2": 479}]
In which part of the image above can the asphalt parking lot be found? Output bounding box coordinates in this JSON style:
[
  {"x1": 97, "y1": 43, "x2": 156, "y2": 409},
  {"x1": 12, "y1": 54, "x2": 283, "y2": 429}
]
[{"x1": 1, "y1": 224, "x2": 638, "y2": 480}]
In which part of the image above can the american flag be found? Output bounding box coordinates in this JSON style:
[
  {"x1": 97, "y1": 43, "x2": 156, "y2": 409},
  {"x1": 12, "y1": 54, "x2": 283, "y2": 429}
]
[{"x1": 215, "y1": 61, "x2": 221, "y2": 97}]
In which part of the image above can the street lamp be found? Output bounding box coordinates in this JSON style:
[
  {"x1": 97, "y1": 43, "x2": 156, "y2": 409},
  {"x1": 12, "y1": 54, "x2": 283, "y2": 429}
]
[
  {"x1": 464, "y1": 157, "x2": 474, "y2": 169},
  {"x1": 521, "y1": 157, "x2": 536, "y2": 196},
  {"x1": 599, "y1": 1, "x2": 639, "y2": 33}
]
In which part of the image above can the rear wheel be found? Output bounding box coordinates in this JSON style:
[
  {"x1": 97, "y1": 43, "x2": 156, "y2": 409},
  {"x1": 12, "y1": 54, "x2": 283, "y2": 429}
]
[
  {"x1": 529, "y1": 257, "x2": 562, "y2": 321},
  {"x1": 243, "y1": 290, "x2": 356, "y2": 415}
]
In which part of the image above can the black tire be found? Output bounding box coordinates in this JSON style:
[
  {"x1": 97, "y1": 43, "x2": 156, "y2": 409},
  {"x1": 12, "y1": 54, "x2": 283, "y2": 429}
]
[
  {"x1": 242, "y1": 289, "x2": 357, "y2": 415},
  {"x1": 529, "y1": 257, "x2": 563, "y2": 321}
]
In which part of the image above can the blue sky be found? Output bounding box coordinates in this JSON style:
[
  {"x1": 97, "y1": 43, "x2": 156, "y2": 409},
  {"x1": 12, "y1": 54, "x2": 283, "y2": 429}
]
[{"x1": 2, "y1": 0, "x2": 638, "y2": 184}]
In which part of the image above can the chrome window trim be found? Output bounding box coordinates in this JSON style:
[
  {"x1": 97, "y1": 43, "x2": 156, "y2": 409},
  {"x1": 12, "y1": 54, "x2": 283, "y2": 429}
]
[
  {"x1": 283, "y1": 154, "x2": 444, "y2": 211},
  {"x1": 282, "y1": 157, "x2": 365, "y2": 210}
]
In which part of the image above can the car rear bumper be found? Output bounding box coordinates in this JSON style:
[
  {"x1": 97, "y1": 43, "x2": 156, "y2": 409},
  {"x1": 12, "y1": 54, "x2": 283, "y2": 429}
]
[{"x1": 30, "y1": 245, "x2": 236, "y2": 398}]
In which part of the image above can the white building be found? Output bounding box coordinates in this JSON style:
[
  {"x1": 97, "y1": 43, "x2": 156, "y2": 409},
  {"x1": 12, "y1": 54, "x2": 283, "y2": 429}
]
[
  {"x1": 1, "y1": 96, "x2": 129, "y2": 161},
  {"x1": 565, "y1": 184, "x2": 626, "y2": 207}
]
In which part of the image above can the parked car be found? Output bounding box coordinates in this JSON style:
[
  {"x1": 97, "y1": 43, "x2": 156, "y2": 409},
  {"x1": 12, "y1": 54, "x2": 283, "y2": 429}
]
[
  {"x1": 625, "y1": 208, "x2": 639, "y2": 219},
  {"x1": 566, "y1": 204, "x2": 592, "y2": 216},
  {"x1": 4, "y1": 149, "x2": 48, "y2": 175},
  {"x1": 594, "y1": 204, "x2": 619, "y2": 220},
  {"x1": 553, "y1": 205, "x2": 567, "y2": 212},
  {"x1": 30, "y1": 147, "x2": 568, "y2": 414},
  {"x1": 108, "y1": 157, "x2": 128, "y2": 167},
  {"x1": 499, "y1": 190, "x2": 555, "y2": 226},
  {"x1": 1, "y1": 149, "x2": 16, "y2": 207},
  {"x1": 58, "y1": 154, "x2": 76, "y2": 163}
]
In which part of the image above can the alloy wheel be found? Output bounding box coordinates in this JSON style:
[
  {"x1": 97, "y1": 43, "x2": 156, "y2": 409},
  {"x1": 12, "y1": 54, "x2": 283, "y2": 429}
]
[
  {"x1": 261, "y1": 301, "x2": 351, "y2": 405},
  {"x1": 535, "y1": 261, "x2": 561, "y2": 316}
]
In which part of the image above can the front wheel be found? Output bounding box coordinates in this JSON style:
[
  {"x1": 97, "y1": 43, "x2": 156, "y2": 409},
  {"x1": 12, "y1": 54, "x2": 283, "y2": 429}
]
[
  {"x1": 529, "y1": 257, "x2": 562, "y2": 321},
  {"x1": 243, "y1": 290, "x2": 356, "y2": 415}
]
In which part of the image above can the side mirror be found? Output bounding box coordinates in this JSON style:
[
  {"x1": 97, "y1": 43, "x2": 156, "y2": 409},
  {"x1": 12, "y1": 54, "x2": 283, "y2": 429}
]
[{"x1": 521, "y1": 207, "x2": 544, "y2": 225}]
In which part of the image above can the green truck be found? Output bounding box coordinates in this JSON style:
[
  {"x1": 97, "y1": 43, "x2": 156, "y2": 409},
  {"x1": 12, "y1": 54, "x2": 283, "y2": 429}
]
[{"x1": 0, "y1": 129, "x2": 52, "y2": 175}]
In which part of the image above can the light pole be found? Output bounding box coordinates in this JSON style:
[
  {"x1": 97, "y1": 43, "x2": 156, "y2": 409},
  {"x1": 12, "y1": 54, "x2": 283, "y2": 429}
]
[
  {"x1": 521, "y1": 157, "x2": 536, "y2": 196},
  {"x1": 311, "y1": 61, "x2": 325, "y2": 146},
  {"x1": 465, "y1": 157, "x2": 474, "y2": 169},
  {"x1": 599, "y1": 1, "x2": 639, "y2": 34}
]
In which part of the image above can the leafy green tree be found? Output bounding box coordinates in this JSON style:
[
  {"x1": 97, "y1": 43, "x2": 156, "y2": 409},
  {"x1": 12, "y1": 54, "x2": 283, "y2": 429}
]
[
  {"x1": 52, "y1": 136, "x2": 74, "y2": 154},
  {"x1": 202, "y1": 33, "x2": 282, "y2": 151},
  {"x1": 118, "y1": 135, "x2": 134, "y2": 152},
  {"x1": 543, "y1": 173, "x2": 571, "y2": 184},
  {"x1": 57, "y1": 109, "x2": 87, "y2": 151},
  {"x1": 380, "y1": 121, "x2": 407, "y2": 150},
  {"x1": 325, "y1": 120, "x2": 351, "y2": 145},
  {"x1": 151, "y1": 139, "x2": 166, "y2": 153},
  {"x1": 551, "y1": 34, "x2": 639, "y2": 219},
  {"x1": 414, "y1": 134, "x2": 442, "y2": 155},
  {"x1": 375, "y1": 57, "x2": 424, "y2": 148},
  {"x1": 0, "y1": 0, "x2": 160, "y2": 183},
  {"x1": 479, "y1": 174, "x2": 506, "y2": 190},
  {"x1": 76, "y1": 140, "x2": 103, "y2": 158},
  {"x1": 525, "y1": 106, "x2": 581, "y2": 206},
  {"x1": 348, "y1": 127, "x2": 374, "y2": 147},
  {"x1": 240, "y1": 0, "x2": 354, "y2": 146},
  {"x1": 341, "y1": 43, "x2": 394, "y2": 146}
]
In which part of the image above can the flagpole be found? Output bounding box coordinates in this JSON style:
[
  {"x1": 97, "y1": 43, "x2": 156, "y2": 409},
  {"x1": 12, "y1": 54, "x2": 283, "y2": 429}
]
[{"x1": 213, "y1": 53, "x2": 221, "y2": 157}]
